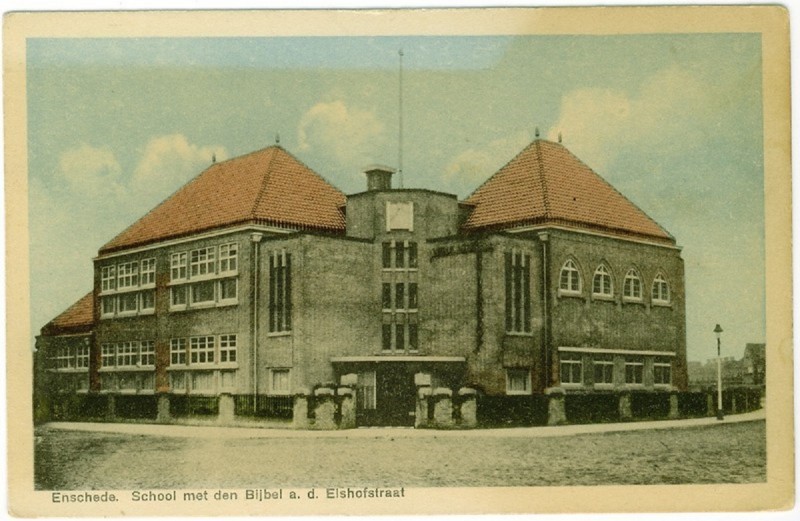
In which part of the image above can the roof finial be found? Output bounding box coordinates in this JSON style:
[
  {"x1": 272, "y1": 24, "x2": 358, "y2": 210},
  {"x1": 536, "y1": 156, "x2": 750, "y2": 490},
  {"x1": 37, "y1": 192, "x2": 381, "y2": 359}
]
[
  {"x1": 275, "y1": 133, "x2": 281, "y2": 145},
  {"x1": 558, "y1": 131, "x2": 562, "y2": 143},
  {"x1": 535, "y1": 127, "x2": 540, "y2": 138},
  {"x1": 212, "y1": 152, "x2": 216, "y2": 163}
]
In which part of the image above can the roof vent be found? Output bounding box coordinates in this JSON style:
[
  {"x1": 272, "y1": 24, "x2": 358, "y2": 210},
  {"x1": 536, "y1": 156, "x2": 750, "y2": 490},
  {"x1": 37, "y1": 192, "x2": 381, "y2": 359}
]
[{"x1": 363, "y1": 164, "x2": 396, "y2": 191}]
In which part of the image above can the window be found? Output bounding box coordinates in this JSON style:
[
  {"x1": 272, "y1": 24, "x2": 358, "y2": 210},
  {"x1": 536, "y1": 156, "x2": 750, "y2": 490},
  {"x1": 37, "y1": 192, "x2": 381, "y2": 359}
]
[
  {"x1": 268, "y1": 250, "x2": 292, "y2": 332},
  {"x1": 559, "y1": 259, "x2": 581, "y2": 294},
  {"x1": 219, "y1": 243, "x2": 238, "y2": 273},
  {"x1": 395, "y1": 282, "x2": 405, "y2": 309},
  {"x1": 505, "y1": 251, "x2": 531, "y2": 333},
  {"x1": 192, "y1": 372, "x2": 214, "y2": 392},
  {"x1": 190, "y1": 336, "x2": 215, "y2": 364},
  {"x1": 170, "y1": 338, "x2": 187, "y2": 365},
  {"x1": 654, "y1": 361, "x2": 672, "y2": 385},
  {"x1": 506, "y1": 369, "x2": 531, "y2": 395},
  {"x1": 357, "y1": 372, "x2": 376, "y2": 409},
  {"x1": 652, "y1": 274, "x2": 670, "y2": 304},
  {"x1": 140, "y1": 258, "x2": 156, "y2": 286},
  {"x1": 101, "y1": 266, "x2": 116, "y2": 292},
  {"x1": 382, "y1": 324, "x2": 392, "y2": 351},
  {"x1": 408, "y1": 323, "x2": 419, "y2": 351},
  {"x1": 54, "y1": 346, "x2": 74, "y2": 369},
  {"x1": 190, "y1": 280, "x2": 215, "y2": 305},
  {"x1": 623, "y1": 269, "x2": 642, "y2": 300},
  {"x1": 170, "y1": 372, "x2": 187, "y2": 391},
  {"x1": 382, "y1": 242, "x2": 392, "y2": 269},
  {"x1": 408, "y1": 242, "x2": 418, "y2": 269},
  {"x1": 140, "y1": 341, "x2": 156, "y2": 367},
  {"x1": 408, "y1": 283, "x2": 418, "y2": 310},
  {"x1": 171, "y1": 253, "x2": 188, "y2": 281},
  {"x1": 625, "y1": 360, "x2": 644, "y2": 384},
  {"x1": 381, "y1": 283, "x2": 392, "y2": 309},
  {"x1": 270, "y1": 369, "x2": 290, "y2": 395},
  {"x1": 219, "y1": 335, "x2": 237, "y2": 363},
  {"x1": 117, "y1": 342, "x2": 138, "y2": 368},
  {"x1": 395, "y1": 323, "x2": 405, "y2": 351},
  {"x1": 218, "y1": 278, "x2": 238, "y2": 302},
  {"x1": 101, "y1": 296, "x2": 116, "y2": 317},
  {"x1": 117, "y1": 262, "x2": 139, "y2": 289},
  {"x1": 118, "y1": 292, "x2": 139, "y2": 314},
  {"x1": 560, "y1": 354, "x2": 583, "y2": 385},
  {"x1": 593, "y1": 358, "x2": 614, "y2": 385},
  {"x1": 140, "y1": 290, "x2": 155, "y2": 312},
  {"x1": 170, "y1": 286, "x2": 187, "y2": 308},
  {"x1": 101, "y1": 344, "x2": 116, "y2": 367},
  {"x1": 592, "y1": 265, "x2": 613, "y2": 297},
  {"x1": 190, "y1": 247, "x2": 216, "y2": 277},
  {"x1": 395, "y1": 242, "x2": 406, "y2": 268},
  {"x1": 76, "y1": 344, "x2": 90, "y2": 369}
]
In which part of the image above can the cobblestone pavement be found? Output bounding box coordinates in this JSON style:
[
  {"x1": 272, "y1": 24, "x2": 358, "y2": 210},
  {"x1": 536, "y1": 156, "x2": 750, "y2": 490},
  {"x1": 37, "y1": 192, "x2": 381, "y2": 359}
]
[{"x1": 35, "y1": 416, "x2": 766, "y2": 489}]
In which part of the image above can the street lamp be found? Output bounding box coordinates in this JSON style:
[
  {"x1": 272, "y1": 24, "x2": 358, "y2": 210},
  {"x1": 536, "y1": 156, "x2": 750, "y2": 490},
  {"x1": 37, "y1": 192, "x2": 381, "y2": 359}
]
[{"x1": 714, "y1": 324, "x2": 724, "y2": 420}]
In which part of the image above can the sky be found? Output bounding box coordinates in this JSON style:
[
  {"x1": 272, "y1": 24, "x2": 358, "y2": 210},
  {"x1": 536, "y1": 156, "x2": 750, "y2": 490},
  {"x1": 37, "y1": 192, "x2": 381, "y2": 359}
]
[{"x1": 26, "y1": 33, "x2": 765, "y2": 362}]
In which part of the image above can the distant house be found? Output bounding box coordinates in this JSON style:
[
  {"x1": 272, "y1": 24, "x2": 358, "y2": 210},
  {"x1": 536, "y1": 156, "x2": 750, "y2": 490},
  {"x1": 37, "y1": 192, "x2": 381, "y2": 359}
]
[
  {"x1": 687, "y1": 344, "x2": 765, "y2": 390},
  {"x1": 35, "y1": 138, "x2": 688, "y2": 427},
  {"x1": 742, "y1": 343, "x2": 766, "y2": 386}
]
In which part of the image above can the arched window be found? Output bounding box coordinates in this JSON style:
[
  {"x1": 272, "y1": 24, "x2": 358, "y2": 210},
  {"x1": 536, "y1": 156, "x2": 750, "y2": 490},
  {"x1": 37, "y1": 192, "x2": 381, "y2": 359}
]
[
  {"x1": 559, "y1": 259, "x2": 581, "y2": 293},
  {"x1": 623, "y1": 269, "x2": 642, "y2": 300},
  {"x1": 652, "y1": 273, "x2": 670, "y2": 304},
  {"x1": 592, "y1": 265, "x2": 613, "y2": 297}
]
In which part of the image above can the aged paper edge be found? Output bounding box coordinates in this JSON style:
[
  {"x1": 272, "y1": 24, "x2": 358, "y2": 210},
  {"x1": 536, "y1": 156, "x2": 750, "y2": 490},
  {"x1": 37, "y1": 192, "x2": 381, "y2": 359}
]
[{"x1": 3, "y1": 5, "x2": 793, "y2": 517}]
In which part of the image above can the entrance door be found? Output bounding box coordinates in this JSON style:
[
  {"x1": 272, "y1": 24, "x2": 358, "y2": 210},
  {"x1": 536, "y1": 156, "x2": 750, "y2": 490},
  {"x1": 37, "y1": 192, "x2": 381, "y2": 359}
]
[{"x1": 375, "y1": 365, "x2": 416, "y2": 426}]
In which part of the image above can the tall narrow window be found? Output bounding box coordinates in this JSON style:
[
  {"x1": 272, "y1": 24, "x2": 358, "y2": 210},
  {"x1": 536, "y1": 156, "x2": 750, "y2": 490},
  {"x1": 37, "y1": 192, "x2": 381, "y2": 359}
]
[
  {"x1": 171, "y1": 253, "x2": 187, "y2": 281},
  {"x1": 382, "y1": 324, "x2": 392, "y2": 351},
  {"x1": 560, "y1": 353, "x2": 583, "y2": 385},
  {"x1": 219, "y1": 243, "x2": 238, "y2": 273},
  {"x1": 395, "y1": 242, "x2": 406, "y2": 268},
  {"x1": 623, "y1": 269, "x2": 642, "y2": 300},
  {"x1": 219, "y1": 334, "x2": 237, "y2": 363},
  {"x1": 408, "y1": 323, "x2": 419, "y2": 351},
  {"x1": 408, "y1": 283, "x2": 418, "y2": 309},
  {"x1": 170, "y1": 338, "x2": 187, "y2": 365},
  {"x1": 101, "y1": 344, "x2": 116, "y2": 367},
  {"x1": 382, "y1": 242, "x2": 392, "y2": 268},
  {"x1": 559, "y1": 259, "x2": 581, "y2": 294},
  {"x1": 395, "y1": 325, "x2": 405, "y2": 353},
  {"x1": 269, "y1": 250, "x2": 292, "y2": 332},
  {"x1": 505, "y1": 251, "x2": 531, "y2": 333},
  {"x1": 140, "y1": 341, "x2": 156, "y2": 366},
  {"x1": 592, "y1": 265, "x2": 613, "y2": 297},
  {"x1": 382, "y1": 283, "x2": 392, "y2": 309},
  {"x1": 140, "y1": 258, "x2": 156, "y2": 286},
  {"x1": 101, "y1": 266, "x2": 116, "y2": 292},
  {"x1": 395, "y1": 282, "x2": 405, "y2": 309},
  {"x1": 651, "y1": 273, "x2": 670, "y2": 304},
  {"x1": 408, "y1": 242, "x2": 418, "y2": 268}
]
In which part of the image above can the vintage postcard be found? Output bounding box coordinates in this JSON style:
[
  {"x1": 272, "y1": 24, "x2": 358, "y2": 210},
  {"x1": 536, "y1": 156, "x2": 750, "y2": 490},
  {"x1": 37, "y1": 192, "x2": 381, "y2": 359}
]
[{"x1": 4, "y1": 4, "x2": 793, "y2": 518}]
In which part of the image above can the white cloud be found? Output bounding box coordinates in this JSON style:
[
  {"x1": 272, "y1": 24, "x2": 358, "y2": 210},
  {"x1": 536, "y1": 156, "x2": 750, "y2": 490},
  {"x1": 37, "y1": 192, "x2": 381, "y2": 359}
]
[
  {"x1": 547, "y1": 65, "x2": 713, "y2": 172},
  {"x1": 443, "y1": 130, "x2": 533, "y2": 185},
  {"x1": 297, "y1": 100, "x2": 386, "y2": 167},
  {"x1": 58, "y1": 143, "x2": 124, "y2": 198},
  {"x1": 131, "y1": 134, "x2": 228, "y2": 202}
]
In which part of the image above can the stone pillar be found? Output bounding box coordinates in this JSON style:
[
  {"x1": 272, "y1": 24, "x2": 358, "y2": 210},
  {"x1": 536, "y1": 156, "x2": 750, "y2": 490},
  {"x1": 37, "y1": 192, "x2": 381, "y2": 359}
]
[
  {"x1": 156, "y1": 393, "x2": 171, "y2": 423},
  {"x1": 546, "y1": 387, "x2": 566, "y2": 426},
  {"x1": 338, "y1": 387, "x2": 356, "y2": 429},
  {"x1": 458, "y1": 387, "x2": 478, "y2": 428},
  {"x1": 217, "y1": 393, "x2": 235, "y2": 425},
  {"x1": 618, "y1": 391, "x2": 632, "y2": 420},
  {"x1": 668, "y1": 391, "x2": 679, "y2": 420},
  {"x1": 706, "y1": 392, "x2": 714, "y2": 417},
  {"x1": 312, "y1": 387, "x2": 337, "y2": 430},
  {"x1": 292, "y1": 388, "x2": 310, "y2": 429},
  {"x1": 106, "y1": 394, "x2": 116, "y2": 420},
  {"x1": 432, "y1": 387, "x2": 454, "y2": 428},
  {"x1": 415, "y1": 386, "x2": 432, "y2": 428},
  {"x1": 731, "y1": 391, "x2": 737, "y2": 414}
]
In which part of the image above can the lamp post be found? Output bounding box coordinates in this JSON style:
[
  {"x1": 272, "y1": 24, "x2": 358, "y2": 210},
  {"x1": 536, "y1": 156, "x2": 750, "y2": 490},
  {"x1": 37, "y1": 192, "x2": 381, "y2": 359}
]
[{"x1": 714, "y1": 324, "x2": 724, "y2": 420}]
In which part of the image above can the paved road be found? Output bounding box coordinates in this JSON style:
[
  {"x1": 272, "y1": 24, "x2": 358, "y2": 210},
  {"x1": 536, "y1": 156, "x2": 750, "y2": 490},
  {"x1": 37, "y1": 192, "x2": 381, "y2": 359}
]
[{"x1": 35, "y1": 411, "x2": 766, "y2": 489}]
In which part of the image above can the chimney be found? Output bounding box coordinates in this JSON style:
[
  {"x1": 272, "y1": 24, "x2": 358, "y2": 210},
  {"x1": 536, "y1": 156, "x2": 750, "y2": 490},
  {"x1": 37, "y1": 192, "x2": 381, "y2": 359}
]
[{"x1": 363, "y1": 164, "x2": 396, "y2": 191}]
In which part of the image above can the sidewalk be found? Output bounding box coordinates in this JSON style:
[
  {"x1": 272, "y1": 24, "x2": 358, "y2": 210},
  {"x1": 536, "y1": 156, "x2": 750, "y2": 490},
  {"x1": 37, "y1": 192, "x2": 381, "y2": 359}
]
[{"x1": 41, "y1": 407, "x2": 765, "y2": 440}]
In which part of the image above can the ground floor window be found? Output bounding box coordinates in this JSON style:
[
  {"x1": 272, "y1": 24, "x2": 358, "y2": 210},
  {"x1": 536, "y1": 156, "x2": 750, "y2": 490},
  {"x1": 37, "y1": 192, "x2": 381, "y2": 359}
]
[
  {"x1": 560, "y1": 354, "x2": 583, "y2": 385},
  {"x1": 625, "y1": 360, "x2": 645, "y2": 385},
  {"x1": 357, "y1": 371, "x2": 377, "y2": 409},
  {"x1": 191, "y1": 371, "x2": 214, "y2": 393},
  {"x1": 506, "y1": 368, "x2": 531, "y2": 395},
  {"x1": 593, "y1": 358, "x2": 614, "y2": 385},
  {"x1": 654, "y1": 361, "x2": 672, "y2": 385},
  {"x1": 100, "y1": 371, "x2": 155, "y2": 393},
  {"x1": 269, "y1": 368, "x2": 291, "y2": 395}
]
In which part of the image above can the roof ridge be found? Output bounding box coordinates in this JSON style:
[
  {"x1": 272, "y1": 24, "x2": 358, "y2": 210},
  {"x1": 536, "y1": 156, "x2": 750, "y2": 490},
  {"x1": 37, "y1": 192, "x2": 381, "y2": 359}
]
[
  {"x1": 251, "y1": 146, "x2": 279, "y2": 219},
  {"x1": 554, "y1": 142, "x2": 674, "y2": 240},
  {"x1": 533, "y1": 139, "x2": 551, "y2": 218}
]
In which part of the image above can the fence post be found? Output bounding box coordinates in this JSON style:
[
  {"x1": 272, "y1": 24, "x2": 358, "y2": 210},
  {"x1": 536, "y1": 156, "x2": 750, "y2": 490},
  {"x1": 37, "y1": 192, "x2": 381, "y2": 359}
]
[
  {"x1": 292, "y1": 388, "x2": 310, "y2": 429},
  {"x1": 668, "y1": 391, "x2": 679, "y2": 420},
  {"x1": 618, "y1": 391, "x2": 632, "y2": 420},
  {"x1": 706, "y1": 392, "x2": 714, "y2": 417},
  {"x1": 415, "y1": 386, "x2": 432, "y2": 428},
  {"x1": 156, "y1": 393, "x2": 171, "y2": 423},
  {"x1": 218, "y1": 393, "x2": 235, "y2": 425},
  {"x1": 312, "y1": 387, "x2": 337, "y2": 430},
  {"x1": 337, "y1": 387, "x2": 356, "y2": 429},
  {"x1": 546, "y1": 387, "x2": 566, "y2": 426},
  {"x1": 106, "y1": 394, "x2": 116, "y2": 420},
  {"x1": 458, "y1": 387, "x2": 478, "y2": 428},
  {"x1": 432, "y1": 387, "x2": 454, "y2": 428}
]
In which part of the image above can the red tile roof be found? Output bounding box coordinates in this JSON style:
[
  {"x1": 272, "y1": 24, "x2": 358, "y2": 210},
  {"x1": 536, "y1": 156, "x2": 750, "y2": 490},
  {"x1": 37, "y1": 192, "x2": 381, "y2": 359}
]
[
  {"x1": 99, "y1": 146, "x2": 346, "y2": 254},
  {"x1": 41, "y1": 292, "x2": 94, "y2": 336},
  {"x1": 462, "y1": 139, "x2": 674, "y2": 243}
]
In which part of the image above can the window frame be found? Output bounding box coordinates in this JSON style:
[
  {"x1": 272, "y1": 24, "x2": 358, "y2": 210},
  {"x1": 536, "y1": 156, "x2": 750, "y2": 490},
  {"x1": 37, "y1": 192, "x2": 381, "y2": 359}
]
[
  {"x1": 654, "y1": 361, "x2": 672, "y2": 386},
  {"x1": 592, "y1": 264, "x2": 614, "y2": 299},
  {"x1": 560, "y1": 354, "x2": 583, "y2": 386},
  {"x1": 651, "y1": 273, "x2": 671, "y2": 305},
  {"x1": 623, "y1": 269, "x2": 643, "y2": 302},
  {"x1": 505, "y1": 368, "x2": 532, "y2": 395},
  {"x1": 593, "y1": 358, "x2": 615, "y2": 387},
  {"x1": 269, "y1": 368, "x2": 291, "y2": 396},
  {"x1": 559, "y1": 259, "x2": 582, "y2": 296},
  {"x1": 624, "y1": 360, "x2": 645, "y2": 385}
]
